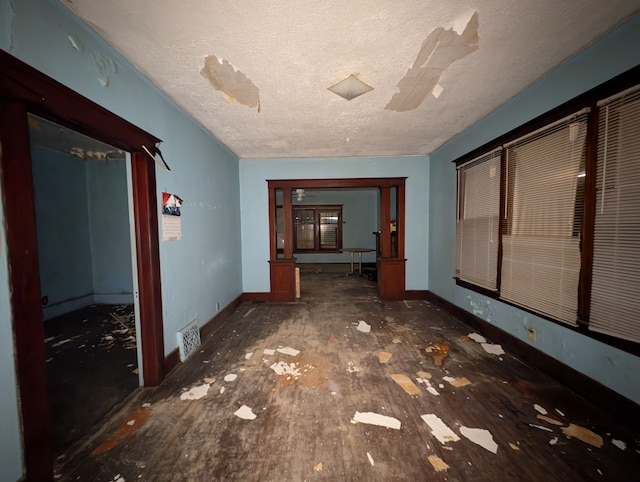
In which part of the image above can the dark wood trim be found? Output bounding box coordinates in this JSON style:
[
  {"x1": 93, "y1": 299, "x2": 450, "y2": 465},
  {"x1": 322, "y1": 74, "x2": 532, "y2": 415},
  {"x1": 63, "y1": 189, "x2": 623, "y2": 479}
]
[
  {"x1": 282, "y1": 188, "x2": 293, "y2": 259},
  {"x1": 163, "y1": 348, "x2": 180, "y2": 378},
  {"x1": 377, "y1": 258, "x2": 406, "y2": 300},
  {"x1": 379, "y1": 187, "x2": 391, "y2": 258},
  {"x1": 405, "y1": 290, "x2": 429, "y2": 300},
  {"x1": 242, "y1": 292, "x2": 271, "y2": 302},
  {"x1": 0, "y1": 50, "x2": 160, "y2": 151},
  {"x1": 424, "y1": 290, "x2": 640, "y2": 434},
  {"x1": 200, "y1": 295, "x2": 243, "y2": 340},
  {"x1": 578, "y1": 103, "x2": 598, "y2": 321},
  {"x1": 131, "y1": 151, "x2": 165, "y2": 386},
  {"x1": 267, "y1": 177, "x2": 407, "y2": 189},
  {"x1": 0, "y1": 100, "x2": 53, "y2": 482},
  {"x1": 0, "y1": 51, "x2": 165, "y2": 479},
  {"x1": 267, "y1": 178, "x2": 407, "y2": 301},
  {"x1": 269, "y1": 258, "x2": 297, "y2": 302}
]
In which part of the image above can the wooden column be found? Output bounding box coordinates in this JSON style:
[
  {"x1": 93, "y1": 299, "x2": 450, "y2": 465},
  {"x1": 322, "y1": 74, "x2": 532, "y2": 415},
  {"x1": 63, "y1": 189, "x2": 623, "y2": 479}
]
[
  {"x1": 0, "y1": 100, "x2": 53, "y2": 481},
  {"x1": 268, "y1": 185, "x2": 296, "y2": 301},
  {"x1": 377, "y1": 184, "x2": 406, "y2": 301}
]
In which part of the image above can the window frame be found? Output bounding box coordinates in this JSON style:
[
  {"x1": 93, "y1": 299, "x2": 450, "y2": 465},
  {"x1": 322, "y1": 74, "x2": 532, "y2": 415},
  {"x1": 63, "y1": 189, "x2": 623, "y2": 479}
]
[
  {"x1": 277, "y1": 204, "x2": 343, "y2": 254},
  {"x1": 453, "y1": 64, "x2": 640, "y2": 357}
]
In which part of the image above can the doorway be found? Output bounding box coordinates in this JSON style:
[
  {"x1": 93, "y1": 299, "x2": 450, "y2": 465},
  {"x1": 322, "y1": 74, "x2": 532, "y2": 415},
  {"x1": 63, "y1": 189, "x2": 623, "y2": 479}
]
[
  {"x1": 0, "y1": 51, "x2": 164, "y2": 480},
  {"x1": 28, "y1": 115, "x2": 141, "y2": 457}
]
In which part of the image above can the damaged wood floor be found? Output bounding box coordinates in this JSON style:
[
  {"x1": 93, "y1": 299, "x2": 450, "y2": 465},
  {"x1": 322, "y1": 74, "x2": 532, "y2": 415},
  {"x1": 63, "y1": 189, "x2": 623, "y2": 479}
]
[{"x1": 57, "y1": 274, "x2": 640, "y2": 481}]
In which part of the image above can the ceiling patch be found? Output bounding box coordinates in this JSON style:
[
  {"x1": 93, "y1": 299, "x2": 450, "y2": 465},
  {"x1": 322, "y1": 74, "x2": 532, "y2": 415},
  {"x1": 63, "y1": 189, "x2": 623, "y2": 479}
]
[
  {"x1": 201, "y1": 55, "x2": 260, "y2": 111},
  {"x1": 385, "y1": 11, "x2": 479, "y2": 112}
]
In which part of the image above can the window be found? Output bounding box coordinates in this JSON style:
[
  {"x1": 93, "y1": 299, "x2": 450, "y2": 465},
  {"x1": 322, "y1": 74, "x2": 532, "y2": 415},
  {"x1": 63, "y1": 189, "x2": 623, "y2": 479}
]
[
  {"x1": 456, "y1": 149, "x2": 501, "y2": 290},
  {"x1": 589, "y1": 86, "x2": 640, "y2": 343},
  {"x1": 454, "y1": 70, "x2": 640, "y2": 349},
  {"x1": 277, "y1": 205, "x2": 343, "y2": 253}
]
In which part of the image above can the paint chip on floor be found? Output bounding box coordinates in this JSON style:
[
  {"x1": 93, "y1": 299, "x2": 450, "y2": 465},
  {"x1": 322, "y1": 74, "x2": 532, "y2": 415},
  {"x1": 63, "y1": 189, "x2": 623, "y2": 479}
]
[
  {"x1": 378, "y1": 351, "x2": 393, "y2": 364},
  {"x1": 277, "y1": 347, "x2": 300, "y2": 356},
  {"x1": 224, "y1": 374, "x2": 237, "y2": 382},
  {"x1": 263, "y1": 348, "x2": 276, "y2": 355},
  {"x1": 314, "y1": 462, "x2": 323, "y2": 472},
  {"x1": 180, "y1": 383, "x2": 210, "y2": 400},
  {"x1": 550, "y1": 437, "x2": 558, "y2": 445},
  {"x1": 509, "y1": 443, "x2": 520, "y2": 451},
  {"x1": 561, "y1": 424, "x2": 603, "y2": 448},
  {"x1": 481, "y1": 343, "x2": 505, "y2": 356},
  {"x1": 417, "y1": 371, "x2": 432, "y2": 379},
  {"x1": 351, "y1": 411, "x2": 401, "y2": 430},
  {"x1": 443, "y1": 376, "x2": 471, "y2": 387},
  {"x1": 245, "y1": 352, "x2": 254, "y2": 360},
  {"x1": 612, "y1": 439, "x2": 626, "y2": 450},
  {"x1": 234, "y1": 405, "x2": 257, "y2": 420},
  {"x1": 460, "y1": 426, "x2": 498, "y2": 454},
  {"x1": 534, "y1": 404, "x2": 548, "y2": 415},
  {"x1": 537, "y1": 415, "x2": 564, "y2": 426},
  {"x1": 427, "y1": 455, "x2": 449, "y2": 472},
  {"x1": 392, "y1": 338, "x2": 402, "y2": 344},
  {"x1": 468, "y1": 333, "x2": 487, "y2": 343},
  {"x1": 391, "y1": 374, "x2": 421, "y2": 395},
  {"x1": 357, "y1": 320, "x2": 371, "y2": 333},
  {"x1": 529, "y1": 424, "x2": 554, "y2": 432},
  {"x1": 367, "y1": 452, "x2": 375, "y2": 466},
  {"x1": 421, "y1": 414, "x2": 460, "y2": 445},
  {"x1": 270, "y1": 361, "x2": 301, "y2": 378},
  {"x1": 203, "y1": 377, "x2": 215, "y2": 384}
]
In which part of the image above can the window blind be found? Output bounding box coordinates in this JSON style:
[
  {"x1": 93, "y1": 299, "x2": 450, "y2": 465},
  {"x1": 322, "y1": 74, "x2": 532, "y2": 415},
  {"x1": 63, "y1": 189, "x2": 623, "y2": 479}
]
[
  {"x1": 456, "y1": 149, "x2": 501, "y2": 290},
  {"x1": 589, "y1": 85, "x2": 640, "y2": 343},
  {"x1": 500, "y1": 111, "x2": 589, "y2": 324}
]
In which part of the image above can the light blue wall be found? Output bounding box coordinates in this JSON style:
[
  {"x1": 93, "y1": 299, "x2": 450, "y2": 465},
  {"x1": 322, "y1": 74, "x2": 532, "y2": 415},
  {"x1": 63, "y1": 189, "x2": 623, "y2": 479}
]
[
  {"x1": 429, "y1": 13, "x2": 640, "y2": 404},
  {"x1": 1, "y1": 0, "x2": 242, "y2": 477},
  {"x1": 292, "y1": 189, "x2": 378, "y2": 264},
  {"x1": 86, "y1": 159, "x2": 133, "y2": 298},
  {"x1": 239, "y1": 156, "x2": 429, "y2": 293},
  {"x1": 31, "y1": 147, "x2": 94, "y2": 306}
]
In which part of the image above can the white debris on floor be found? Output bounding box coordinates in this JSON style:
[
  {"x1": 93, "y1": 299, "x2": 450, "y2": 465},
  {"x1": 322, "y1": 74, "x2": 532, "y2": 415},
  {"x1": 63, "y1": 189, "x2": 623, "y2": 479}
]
[
  {"x1": 263, "y1": 348, "x2": 276, "y2": 355},
  {"x1": 180, "y1": 383, "x2": 210, "y2": 400},
  {"x1": 351, "y1": 411, "x2": 401, "y2": 430},
  {"x1": 245, "y1": 352, "x2": 254, "y2": 360},
  {"x1": 460, "y1": 426, "x2": 498, "y2": 453},
  {"x1": 270, "y1": 361, "x2": 301, "y2": 378},
  {"x1": 534, "y1": 404, "x2": 548, "y2": 415},
  {"x1": 421, "y1": 414, "x2": 460, "y2": 445},
  {"x1": 224, "y1": 374, "x2": 237, "y2": 382},
  {"x1": 234, "y1": 405, "x2": 257, "y2": 420},
  {"x1": 356, "y1": 320, "x2": 371, "y2": 333},
  {"x1": 277, "y1": 346, "x2": 300, "y2": 356},
  {"x1": 481, "y1": 343, "x2": 505, "y2": 356},
  {"x1": 612, "y1": 439, "x2": 626, "y2": 450},
  {"x1": 468, "y1": 333, "x2": 487, "y2": 343},
  {"x1": 367, "y1": 452, "x2": 375, "y2": 466}
]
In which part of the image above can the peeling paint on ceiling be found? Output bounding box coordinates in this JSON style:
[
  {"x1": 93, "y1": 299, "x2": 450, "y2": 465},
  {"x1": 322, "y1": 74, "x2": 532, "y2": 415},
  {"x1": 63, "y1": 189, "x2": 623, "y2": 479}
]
[
  {"x1": 386, "y1": 11, "x2": 479, "y2": 112},
  {"x1": 60, "y1": 1, "x2": 640, "y2": 159},
  {"x1": 201, "y1": 55, "x2": 260, "y2": 111}
]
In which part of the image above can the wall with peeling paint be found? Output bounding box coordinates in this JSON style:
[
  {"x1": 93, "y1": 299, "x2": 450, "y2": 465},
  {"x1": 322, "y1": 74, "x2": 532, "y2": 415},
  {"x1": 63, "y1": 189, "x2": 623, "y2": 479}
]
[
  {"x1": 0, "y1": 0, "x2": 242, "y2": 476},
  {"x1": 428, "y1": 13, "x2": 640, "y2": 404},
  {"x1": 239, "y1": 156, "x2": 429, "y2": 293}
]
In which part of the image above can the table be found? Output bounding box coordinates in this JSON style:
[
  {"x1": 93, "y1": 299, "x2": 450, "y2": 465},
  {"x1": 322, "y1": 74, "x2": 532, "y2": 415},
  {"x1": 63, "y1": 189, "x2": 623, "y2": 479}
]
[{"x1": 342, "y1": 248, "x2": 376, "y2": 275}]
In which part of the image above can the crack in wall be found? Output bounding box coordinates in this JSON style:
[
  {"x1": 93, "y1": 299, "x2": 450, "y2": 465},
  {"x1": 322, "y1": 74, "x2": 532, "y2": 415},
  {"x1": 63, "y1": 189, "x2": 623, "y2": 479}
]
[{"x1": 386, "y1": 11, "x2": 479, "y2": 112}]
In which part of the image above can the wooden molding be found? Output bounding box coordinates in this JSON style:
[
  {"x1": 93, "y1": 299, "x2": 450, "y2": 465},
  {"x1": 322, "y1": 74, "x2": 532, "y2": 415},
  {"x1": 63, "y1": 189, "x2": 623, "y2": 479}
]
[{"x1": 242, "y1": 292, "x2": 271, "y2": 302}]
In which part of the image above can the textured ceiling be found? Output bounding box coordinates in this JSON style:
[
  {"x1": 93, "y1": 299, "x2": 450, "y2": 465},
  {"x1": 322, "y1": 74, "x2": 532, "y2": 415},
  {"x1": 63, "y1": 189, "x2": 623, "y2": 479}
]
[{"x1": 60, "y1": 0, "x2": 640, "y2": 160}]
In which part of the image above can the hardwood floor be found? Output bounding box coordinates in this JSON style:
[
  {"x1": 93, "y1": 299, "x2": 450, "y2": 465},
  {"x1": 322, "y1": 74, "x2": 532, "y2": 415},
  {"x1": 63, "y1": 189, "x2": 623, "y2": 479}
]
[{"x1": 57, "y1": 274, "x2": 640, "y2": 481}]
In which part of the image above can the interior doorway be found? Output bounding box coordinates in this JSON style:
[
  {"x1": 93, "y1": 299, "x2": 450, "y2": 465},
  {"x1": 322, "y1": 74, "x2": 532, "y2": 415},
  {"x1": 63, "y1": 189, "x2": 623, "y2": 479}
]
[
  {"x1": 28, "y1": 115, "x2": 141, "y2": 457},
  {"x1": 0, "y1": 51, "x2": 165, "y2": 480}
]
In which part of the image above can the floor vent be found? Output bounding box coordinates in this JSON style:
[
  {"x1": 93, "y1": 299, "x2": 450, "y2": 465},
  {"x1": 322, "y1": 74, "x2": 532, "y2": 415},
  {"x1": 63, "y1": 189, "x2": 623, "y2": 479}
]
[{"x1": 177, "y1": 320, "x2": 201, "y2": 362}]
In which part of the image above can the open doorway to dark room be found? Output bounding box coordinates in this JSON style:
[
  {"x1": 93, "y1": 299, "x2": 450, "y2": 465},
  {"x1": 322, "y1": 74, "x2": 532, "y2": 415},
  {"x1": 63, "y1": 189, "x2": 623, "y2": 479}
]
[{"x1": 28, "y1": 114, "x2": 140, "y2": 457}]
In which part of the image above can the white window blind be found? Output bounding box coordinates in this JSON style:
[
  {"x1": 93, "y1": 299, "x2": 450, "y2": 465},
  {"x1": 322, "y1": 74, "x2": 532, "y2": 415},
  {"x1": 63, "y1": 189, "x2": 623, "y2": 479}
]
[
  {"x1": 500, "y1": 111, "x2": 589, "y2": 325},
  {"x1": 589, "y1": 85, "x2": 640, "y2": 343},
  {"x1": 456, "y1": 149, "x2": 501, "y2": 290}
]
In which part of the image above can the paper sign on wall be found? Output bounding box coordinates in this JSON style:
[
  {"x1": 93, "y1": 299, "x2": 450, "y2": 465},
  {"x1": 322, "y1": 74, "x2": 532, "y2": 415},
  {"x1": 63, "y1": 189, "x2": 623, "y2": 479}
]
[{"x1": 162, "y1": 192, "x2": 183, "y2": 241}]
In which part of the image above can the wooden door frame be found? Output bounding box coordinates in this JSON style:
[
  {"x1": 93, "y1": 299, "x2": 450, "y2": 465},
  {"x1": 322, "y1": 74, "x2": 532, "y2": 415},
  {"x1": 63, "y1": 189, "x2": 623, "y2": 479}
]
[
  {"x1": 267, "y1": 178, "x2": 406, "y2": 301},
  {"x1": 0, "y1": 51, "x2": 165, "y2": 481}
]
